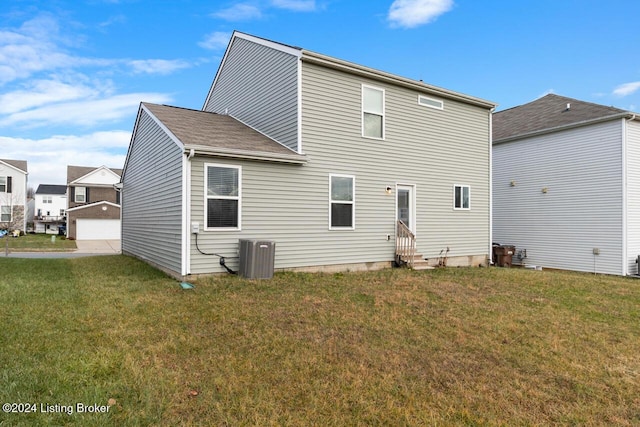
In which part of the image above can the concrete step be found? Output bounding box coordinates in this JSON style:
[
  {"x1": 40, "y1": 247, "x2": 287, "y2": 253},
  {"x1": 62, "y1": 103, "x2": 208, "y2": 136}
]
[{"x1": 397, "y1": 254, "x2": 435, "y2": 270}]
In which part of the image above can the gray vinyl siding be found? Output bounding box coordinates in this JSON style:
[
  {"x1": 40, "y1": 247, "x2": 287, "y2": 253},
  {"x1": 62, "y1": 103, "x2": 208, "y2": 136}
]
[
  {"x1": 493, "y1": 120, "x2": 623, "y2": 275},
  {"x1": 626, "y1": 120, "x2": 640, "y2": 275},
  {"x1": 203, "y1": 37, "x2": 299, "y2": 151},
  {"x1": 122, "y1": 109, "x2": 183, "y2": 274},
  {"x1": 190, "y1": 61, "x2": 491, "y2": 274}
]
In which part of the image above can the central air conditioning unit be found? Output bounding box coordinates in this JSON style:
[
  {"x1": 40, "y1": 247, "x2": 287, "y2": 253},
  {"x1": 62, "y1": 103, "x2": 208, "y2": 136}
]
[{"x1": 238, "y1": 239, "x2": 276, "y2": 279}]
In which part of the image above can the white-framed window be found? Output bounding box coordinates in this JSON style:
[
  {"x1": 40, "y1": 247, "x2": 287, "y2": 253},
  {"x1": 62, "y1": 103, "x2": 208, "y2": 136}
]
[
  {"x1": 43, "y1": 196, "x2": 52, "y2": 204},
  {"x1": 75, "y1": 186, "x2": 86, "y2": 203},
  {"x1": 205, "y1": 163, "x2": 241, "y2": 230},
  {"x1": 1, "y1": 206, "x2": 11, "y2": 222},
  {"x1": 454, "y1": 185, "x2": 470, "y2": 210},
  {"x1": 329, "y1": 174, "x2": 355, "y2": 229},
  {"x1": 0, "y1": 177, "x2": 5, "y2": 193},
  {"x1": 362, "y1": 85, "x2": 385, "y2": 139},
  {"x1": 418, "y1": 95, "x2": 444, "y2": 110},
  {"x1": 60, "y1": 209, "x2": 65, "y2": 216}
]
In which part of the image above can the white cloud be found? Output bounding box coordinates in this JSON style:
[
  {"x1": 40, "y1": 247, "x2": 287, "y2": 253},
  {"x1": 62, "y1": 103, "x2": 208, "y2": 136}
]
[
  {"x1": 0, "y1": 79, "x2": 98, "y2": 114},
  {"x1": 198, "y1": 31, "x2": 232, "y2": 50},
  {"x1": 0, "y1": 92, "x2": 172, "y2": 129},
  {"x1": 271, "y1": 0, "x2": 316, "y2": 11},
  {"x1": 388, "y1": 0, "x2": 454, "y2": 28},
  {"x1": 0, "y1": 131, "x2": 130, "y2": 188},
  {"x1": 128, "y1": 59, "x2": 191, "y2": 75},
  {"x1": 613, "y1": 81, "x2": 640, "y2": 97},
  {"x1": 213, "y1": 3, "x2": 263, "y2": 21}
]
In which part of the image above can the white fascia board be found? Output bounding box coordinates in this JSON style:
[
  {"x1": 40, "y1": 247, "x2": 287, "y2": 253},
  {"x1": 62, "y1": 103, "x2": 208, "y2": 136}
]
[
  {"x1": 186, "y1": 145, "x2": 308, "y2": 165},
  {"x1": 0, "y1": 160, "x2": 28, "y2": 175},
  {"x1": 66, "y1": 200, "x2": 121, "y2": 212},
  {"x1": 301, "y1": 50, "x2": 496, "y2": 110},
  {"x1": 493, "y1": 113, "x2": 634, "y2": 145},
  {"x1": 140, "y1": 104, "x2": 185, "y2": 151},
  {"x1": 70, "y1": 166, "x2": 121, "y2": 186}
]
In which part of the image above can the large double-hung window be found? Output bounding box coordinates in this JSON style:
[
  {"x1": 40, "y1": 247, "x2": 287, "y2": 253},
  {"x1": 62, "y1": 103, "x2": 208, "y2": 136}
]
[
  {"x1": 362, "y1": 85, "x2": 385, "y2": 139},
  {"x1": 329, "y1": 174, "x2": 355, "y2": 229},
  {"x1": 206, "y1": 164, "x2": 241, "y2": 230}
]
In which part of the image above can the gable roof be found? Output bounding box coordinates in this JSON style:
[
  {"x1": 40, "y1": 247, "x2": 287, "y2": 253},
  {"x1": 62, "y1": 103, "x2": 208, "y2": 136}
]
[
  {"x1": 36, "y1": 184, "x2": 67, "y2": 195},
  {"x1": 0, "y1": 159, "x2": 28, "y2": 173},
  {"x1": 142, "y1": 103, "x2": 307, "y2": 164},
  {"x1": 493, "y1": 94, "x2": 636, "y2": 143},
  {"x1": 205, "y1": 31, "x2": 496, "y2": 111},
  {"x1": 67, "y1": 165, "x2": 123, "y2": 184}
]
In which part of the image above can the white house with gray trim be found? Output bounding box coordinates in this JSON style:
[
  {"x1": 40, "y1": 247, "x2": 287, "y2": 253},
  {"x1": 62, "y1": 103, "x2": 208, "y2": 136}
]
[
  {"x1": 493, "y1": 94, "x2": 640, "y2": 276},
  {"x1": 0, "y1": 158, "x2": 28, "y2": 233},
  {"x1": 121, "y1": 31, "x2": 495, "y2": 278}
]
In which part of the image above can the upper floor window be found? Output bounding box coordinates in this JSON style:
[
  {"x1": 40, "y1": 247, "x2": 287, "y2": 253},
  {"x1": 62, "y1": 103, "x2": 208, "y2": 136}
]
[
  {"x1": 454, "y1": 185, "x2": 470, "y2": 210},
  {"x1": 362, "y1": 85, "x2": 385, "y2": 139},
  {"x1": 75, "y1": 186, "x2": 86, "y2": 203},
  {"x1": 206, "y1": 164, "x2": 241, "y2": 230},
  {"x1": 329, "y1": 174, "x2": 355, "y2": 229},
  {"x1": 43, "y1": 196, "x2": 52, "y2": 204},
  {"x1": 0, "y1": 176, "x2": 11, "y2": 193}
]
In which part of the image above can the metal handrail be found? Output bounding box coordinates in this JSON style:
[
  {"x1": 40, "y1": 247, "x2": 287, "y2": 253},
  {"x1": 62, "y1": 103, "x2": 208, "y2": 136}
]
[{"x1": 396, "y1": 220, "x2": 416, "y2": 269}]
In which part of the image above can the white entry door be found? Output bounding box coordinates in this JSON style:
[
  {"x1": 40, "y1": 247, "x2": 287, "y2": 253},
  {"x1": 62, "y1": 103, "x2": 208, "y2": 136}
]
[{"x1": 396, "y1": 184, "x2": 416, "y2": 233}]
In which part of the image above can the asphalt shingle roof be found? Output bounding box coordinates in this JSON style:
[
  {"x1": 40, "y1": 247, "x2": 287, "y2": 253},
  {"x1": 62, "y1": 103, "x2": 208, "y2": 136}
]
[
  {"x1": 36, "y1": 184, "x2": 67, "y2": 195},
  {"x1": 0, "y1": 159, "x2": 28, "y2": 173},
  {"x1": 142, "y1": 103, "x2": 300, "y2": 156},
  {"x1": 493, "y1": 94, "x2": 631, "y2": 142},
  {"x1": 67, "y1": 166, "x2": 123, "y2": 184}
]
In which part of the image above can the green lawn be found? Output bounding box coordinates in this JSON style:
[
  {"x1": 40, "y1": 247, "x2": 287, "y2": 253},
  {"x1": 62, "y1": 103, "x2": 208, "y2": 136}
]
[
  {"x1": 1, "y1": 256, "x2": 639, "y2": 426},
  {"x1": 1, "y1": 233, "x2": 77, "y2": 252}
]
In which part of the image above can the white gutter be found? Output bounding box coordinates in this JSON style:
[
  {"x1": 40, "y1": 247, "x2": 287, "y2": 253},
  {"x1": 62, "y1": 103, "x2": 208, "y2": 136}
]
[
  {"x1": 489, "y1": 107, "x2": 495, "y2": 264},
  {"x1": 494, "y1": 112, "x2": 635, "y2": 145},
  {"x1": 185, "y1": 145, "x2": 308, "y2": 165}
]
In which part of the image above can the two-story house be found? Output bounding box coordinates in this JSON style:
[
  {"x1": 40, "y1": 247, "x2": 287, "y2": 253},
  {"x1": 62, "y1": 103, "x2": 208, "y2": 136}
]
[
  {"x1": 34, "y1": 184, "x2": 67, "y2": 234},
  {"x1": 66, "y1": 165, "x2": 122, "y2": 240},
  {"x1": 0, "y1": 158, "x2": 28, "y2": 233},
  {"x1": 120, "y1": 31, "x2": 496, "y2": 278},
  {"x1": 493, "y1": 94, "x2": 640, "y2": 276}
]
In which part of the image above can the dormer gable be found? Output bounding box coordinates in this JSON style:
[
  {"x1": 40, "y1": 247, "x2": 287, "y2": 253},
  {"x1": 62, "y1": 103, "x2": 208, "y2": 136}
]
[{"x1": 68, "y1": 165, "x2": 122, "y2": 187}]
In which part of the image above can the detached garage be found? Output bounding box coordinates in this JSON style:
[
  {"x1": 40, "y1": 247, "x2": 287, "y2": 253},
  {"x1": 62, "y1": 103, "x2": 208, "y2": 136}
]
[{"x1": 66, "y1": 201, "x2": 121, "y2": 240}]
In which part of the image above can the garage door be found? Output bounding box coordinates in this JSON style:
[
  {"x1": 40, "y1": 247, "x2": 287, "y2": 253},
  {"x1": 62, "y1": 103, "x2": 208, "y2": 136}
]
[{"x1": 76, "y1": 219, "x2": 121, "y2": 240}]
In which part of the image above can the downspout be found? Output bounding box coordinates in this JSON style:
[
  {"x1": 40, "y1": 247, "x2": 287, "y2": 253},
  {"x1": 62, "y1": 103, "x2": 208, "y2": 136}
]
[
  {"x1": 183, "y1": 148, "x2": 195, "y2": 277},
  {"x1": 489, "y1": 106, "x2": 495, "y2": 265},
  {"x1": 623, "y1": 115, "x2": 635, "y2": 275}
]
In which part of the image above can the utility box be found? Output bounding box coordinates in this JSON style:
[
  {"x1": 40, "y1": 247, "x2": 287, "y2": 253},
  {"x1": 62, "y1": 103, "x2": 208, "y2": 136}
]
[{"x1": 238, "y1": 239, "x2": 276, "y2": 279}]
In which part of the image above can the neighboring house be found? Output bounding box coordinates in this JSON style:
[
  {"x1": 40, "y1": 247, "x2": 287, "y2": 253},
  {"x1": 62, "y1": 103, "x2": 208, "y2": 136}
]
[
  {"x1": 66, "y1": 165, "x2": 122, "y2": 240},
  {"x1": 493, "y1": 94, "x2": 640, "y2": 276},
  {"x1": 121, "y1": 31, "x2": 496, "y2": 278},
  {"x1": 34, "y1": 184, "x2": 67, "y2": 234},
  {"x1": 0, "y1": 158, "x2": 28, "y2": 233}
]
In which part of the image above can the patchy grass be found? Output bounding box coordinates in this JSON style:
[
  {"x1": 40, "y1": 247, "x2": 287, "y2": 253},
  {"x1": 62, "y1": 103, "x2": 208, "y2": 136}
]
[
  {"x1": 0, "y1": 258, "x2": 639, "y2": 425},
  {"x1": 1, "y1": 233, "x2": 76, "y2": 252}
]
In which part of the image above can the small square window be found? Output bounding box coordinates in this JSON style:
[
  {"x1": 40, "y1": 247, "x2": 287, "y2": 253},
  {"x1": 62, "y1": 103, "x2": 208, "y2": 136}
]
[{"x1": 454, "y1": 185, "x2": 470, "y2": 210}]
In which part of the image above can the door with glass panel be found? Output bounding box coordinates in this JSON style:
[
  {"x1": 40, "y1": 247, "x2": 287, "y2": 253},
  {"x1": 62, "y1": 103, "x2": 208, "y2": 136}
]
[{"x1": 396, "y1": 185, "x2": 415, "y2": 233}]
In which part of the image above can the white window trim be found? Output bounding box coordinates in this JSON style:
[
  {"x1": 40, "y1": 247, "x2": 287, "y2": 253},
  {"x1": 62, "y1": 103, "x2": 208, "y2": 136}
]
[
  {"x1": 74, "y1": 186, "x2": 86, "y2": 203},
  {"x1": 0, "y1": 177, "x2": 6, "y2": 193},
  {"x1": 204, "y1": 163, "x2": 242, "y2": 231},
  {"x1": 453, "y1": 185, "x2": 471, "y2": 210},
  {"x1": 329, "y1": 174, "x2": 355, "y2": 230},
  {"x1": 418, "y1": 94, "x2": 444, "y2": 110},
  {"x1": 361, "y1": 84, "x2": 385, "y2": 140},
  {"x1": 0, "y1": 205, "x2": 11, "y2": 222}
]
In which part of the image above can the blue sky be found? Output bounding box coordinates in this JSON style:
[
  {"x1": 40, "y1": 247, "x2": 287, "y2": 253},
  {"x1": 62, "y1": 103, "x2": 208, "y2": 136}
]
[{"x1": 2, "y1": 0, "x2": 640, "y2": 188}]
